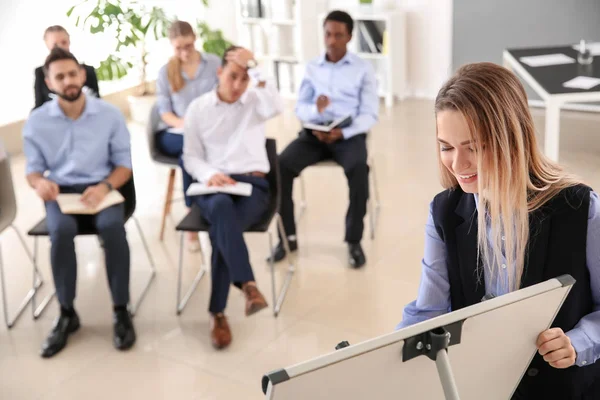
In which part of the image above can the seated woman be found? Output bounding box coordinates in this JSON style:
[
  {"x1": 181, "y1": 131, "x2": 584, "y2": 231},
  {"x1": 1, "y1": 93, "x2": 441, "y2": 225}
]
[
  {"x1": 34, "y1": 25, "x2": 100, "y2": 109},
  {"x1": 397, "y1": 62, "x2": 600, "y2": 399},
  {"x1": 155, "y1": 20, "x2": 220, "y2": 251}
]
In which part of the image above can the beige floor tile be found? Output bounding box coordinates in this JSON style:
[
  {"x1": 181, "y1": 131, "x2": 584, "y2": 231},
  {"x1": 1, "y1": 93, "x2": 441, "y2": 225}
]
[
  {"x1": 193, "y1": 373, "x2": 264, "y2": 400},
  {"x1": 42, "y1": 351, "x2": 217, "y2": 400},
  {"x1": 0, "y1": 330, "x2": 111, "y2": 400}
]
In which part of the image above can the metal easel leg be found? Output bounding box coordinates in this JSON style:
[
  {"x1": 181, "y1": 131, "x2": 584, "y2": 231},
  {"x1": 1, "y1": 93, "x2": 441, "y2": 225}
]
[
  {"x1": 435, "y1": 348, "x2": 461, "y2": 400},
  {"x1": 403, "y1": 327, "x2": 461, "y2": 400}
]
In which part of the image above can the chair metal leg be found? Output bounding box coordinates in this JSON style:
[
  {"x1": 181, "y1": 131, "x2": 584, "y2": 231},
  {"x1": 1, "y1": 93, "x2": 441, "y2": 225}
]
[
  {"x1": 296, "y1": 175, "x2": 307, "y2": 222},
  {"x1": 176, "y1": 231, "x2": 207, "y2": 315},
  {"x1": 129, "y1": 216, "x2": 157, "y2": 316},
  {"x1": 269, "y1": 214, "x2": 296, "y2": 317},
  {"x1": 368, "y1": 160, "x2": 381, "y2": 240},
  {"x1": 160, "y1": 168, "x2": 177, "y2": 241},
  {"x1": 0, "y1": 226, "x2": 44, "y2": 329},
  {"x1": 31, "y1": 235, "x2": 56, "y2": 320},
  {"x1": 371, "y1": 159, "x2": 381, "y2": 210},
  {"x1": 268, "y1": 231, "x2": 277, "y2": 316}
]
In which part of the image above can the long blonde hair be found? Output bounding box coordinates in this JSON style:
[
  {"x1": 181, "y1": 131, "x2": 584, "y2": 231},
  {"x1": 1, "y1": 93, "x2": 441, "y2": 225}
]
[
  {"x1": 435, "y1": 62, "x2": 582, "y2": 292},
  {"x1": 167, "y1": 20, "x2": 196, "y2": 93}
]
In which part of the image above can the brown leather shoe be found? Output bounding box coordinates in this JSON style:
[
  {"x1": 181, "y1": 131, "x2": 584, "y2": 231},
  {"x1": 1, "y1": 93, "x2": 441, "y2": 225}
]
[
  {"x1": 210, "y1": 313, "x2": 232, "y2": 350},
  {"x1": 243, "y1": 284, "x2": 268, "y2": 316}
]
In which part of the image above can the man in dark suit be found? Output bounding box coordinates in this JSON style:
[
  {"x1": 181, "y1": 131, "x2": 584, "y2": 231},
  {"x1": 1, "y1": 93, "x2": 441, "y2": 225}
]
[{"x1": 34, "y1": 25, "x2": 100, "y2": 109}]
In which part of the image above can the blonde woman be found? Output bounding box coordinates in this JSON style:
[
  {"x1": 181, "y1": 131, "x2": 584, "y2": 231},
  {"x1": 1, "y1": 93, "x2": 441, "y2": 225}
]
[
  {"x1": 155, "y1": 20, "x2": 219, "y2": 250},
  {"x1": 397, "y1": 62, "x2": 600, "y2": 399}
]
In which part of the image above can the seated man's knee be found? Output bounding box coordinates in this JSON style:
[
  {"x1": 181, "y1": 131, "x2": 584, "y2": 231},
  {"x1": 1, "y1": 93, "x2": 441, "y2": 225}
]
[
  {"x1": 344, "y1": 161, "x2": 369, "y2": 179},
  {"x1": 96, "y1": 212, "x2": 126, "y2": 237},
  {"x1": 48, "y1": 215, "x2": 78, "y2": 241},
  {"x1": 278, "y1": 152, "x2": 298, "y2": 177},
  {"x1": 211, "y1": 194, "x2": 235, "y2": 214}
]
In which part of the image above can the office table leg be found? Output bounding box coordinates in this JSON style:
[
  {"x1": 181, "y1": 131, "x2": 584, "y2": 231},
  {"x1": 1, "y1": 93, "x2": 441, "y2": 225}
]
[
  {"x1": 544, "y1": 99, "x2": 561, "y2": 162},
  {"x1": 503, "y1": 54, "x2": 512, "y2": 71}
]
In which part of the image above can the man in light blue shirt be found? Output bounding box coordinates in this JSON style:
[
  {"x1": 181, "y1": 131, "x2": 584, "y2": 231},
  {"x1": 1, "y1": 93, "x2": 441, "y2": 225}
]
[
  {"x1": 23, "y1": 47, "x2": 135, "y2": 358},
  {"x1": 271, "y1": 10, "x2": 379, "y2": 268}
]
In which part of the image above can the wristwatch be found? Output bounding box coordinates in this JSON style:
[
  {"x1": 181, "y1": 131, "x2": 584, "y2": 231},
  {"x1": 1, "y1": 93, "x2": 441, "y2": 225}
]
[
  {"x1": 246, "y1": 59, "x2": 258, "y2": 70},
  {"x1": 100, "y1": 180, "x2": 113, "y2": 191}
]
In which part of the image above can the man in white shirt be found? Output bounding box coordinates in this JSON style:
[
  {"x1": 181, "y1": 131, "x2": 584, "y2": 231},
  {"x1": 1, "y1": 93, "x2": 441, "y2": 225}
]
[{"x1": 183, "y1": 46, "x2": 283, "y2": 350}]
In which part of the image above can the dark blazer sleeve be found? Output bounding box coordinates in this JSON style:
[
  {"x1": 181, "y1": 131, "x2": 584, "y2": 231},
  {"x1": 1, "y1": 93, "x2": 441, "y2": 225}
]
[
  {"x1": 84, "y1": 64, "x2": 100, "y2": 98},
  {"x1": 34, "y1": 66, "x2": 49, "y2": 109}
]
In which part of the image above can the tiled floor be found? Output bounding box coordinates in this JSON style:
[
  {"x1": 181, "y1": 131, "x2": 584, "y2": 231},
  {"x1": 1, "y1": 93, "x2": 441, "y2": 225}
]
[{"x1": 1, "y1": 99, "x2": 600, "y2": 399}]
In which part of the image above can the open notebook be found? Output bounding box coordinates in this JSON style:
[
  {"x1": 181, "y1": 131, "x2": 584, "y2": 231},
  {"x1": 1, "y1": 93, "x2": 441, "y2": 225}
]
[
  {"x1": 56, "y1": 191, "x2": 125, "y2": 215},
  {"x1": 186, "y1": 182, "x2": 253, "y2": 197},
  {"x1": 303, "y1": 115, "x2": 352, "y2": 133}
]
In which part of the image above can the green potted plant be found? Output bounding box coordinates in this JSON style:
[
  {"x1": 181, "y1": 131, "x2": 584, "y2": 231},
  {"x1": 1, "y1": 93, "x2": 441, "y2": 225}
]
[
  {"x1": 67, "y1": 0, "x2": 232, "y2": 123},
  {"x1": 196, "y1": 21, "x2": 233, "y2": 58}
]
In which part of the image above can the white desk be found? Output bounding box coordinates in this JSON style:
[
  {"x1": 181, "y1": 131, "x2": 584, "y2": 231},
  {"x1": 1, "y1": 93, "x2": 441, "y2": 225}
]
[{"x1": 503, "y1": 45, "x2": 600, "y2": 162}]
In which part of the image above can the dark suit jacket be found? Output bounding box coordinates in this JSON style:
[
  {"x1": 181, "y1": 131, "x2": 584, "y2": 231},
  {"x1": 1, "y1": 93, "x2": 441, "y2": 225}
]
[{"x1": 34, "y1": 64, "x2": 100, "y2": 109}]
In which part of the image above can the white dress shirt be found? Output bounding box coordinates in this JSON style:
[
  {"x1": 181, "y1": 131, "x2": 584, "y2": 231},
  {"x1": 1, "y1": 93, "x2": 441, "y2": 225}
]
[{"x1": 183, "y1": 77, "x2": 283, "y2": 183}]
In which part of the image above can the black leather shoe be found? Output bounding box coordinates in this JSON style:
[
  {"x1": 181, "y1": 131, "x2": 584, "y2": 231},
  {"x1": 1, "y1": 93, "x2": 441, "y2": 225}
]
[
  {"x1": 113, "y1": 309, "x2": 136, "y2": 351},
  {"x1": 348, "y1": 243, "x2": 366, "y2": 268},
  {"x1": 267, "y1": 239, "x2": 298, "y2": 263},
  {"x1": 40, "y1": 312, "x2": 80, "y2": 358}
]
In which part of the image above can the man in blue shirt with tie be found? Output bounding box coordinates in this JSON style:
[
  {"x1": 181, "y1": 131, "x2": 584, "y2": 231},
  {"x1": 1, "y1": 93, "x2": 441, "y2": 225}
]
[
  {"x1": 271, "y1": 10, "x2": 379, "y2": 268},
  {"x1": 23, "y1": 47, "x2": 135, "y2": 358}
]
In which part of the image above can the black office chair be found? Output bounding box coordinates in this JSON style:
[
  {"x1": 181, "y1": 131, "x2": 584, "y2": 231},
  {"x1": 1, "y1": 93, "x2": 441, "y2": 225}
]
[
  {"x1": 297, "y1": 133, "x2": 381, "y2": 239},
  {"x1": 27, "y1": 175, "x2": 156, "y2": 318},
  {"x1": 174, "y1": 138, "x2": 296, "y2": 317},
  {"x1": 146, "y1": 103, "x2": 181, "y2": 241}
]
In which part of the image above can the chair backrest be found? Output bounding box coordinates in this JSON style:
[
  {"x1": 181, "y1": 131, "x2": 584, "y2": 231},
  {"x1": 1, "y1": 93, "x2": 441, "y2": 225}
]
[
  {"x1": 118, "y1": 175, "x2": 137, "y2": 223},
  {"x1": 261, "y1": 138, "x2": 280, "y2": 227},
  {"x1": 146, "y1": 102, "x2": 162, "y2": 161},
  {"x1": 0, "y1": 158, "x2": 17, "y2": 233},
  {"x1": 146, "y1": 102, "x2": 180, "y2": 166}
]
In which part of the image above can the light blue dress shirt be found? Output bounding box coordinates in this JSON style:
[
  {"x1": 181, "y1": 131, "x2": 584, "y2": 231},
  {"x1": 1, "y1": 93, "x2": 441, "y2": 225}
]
[
  {"x1": 397, "y1": 192, "x2": 600, "y2": 368},
  {"x1": 155, "y1": 53, "x2": 220, "y2": 131},
  {"x1": 23, "y1": 95, "x2": 132, "y2": 186},
  {"x1": 295, "y1": 52, "x2": 379, "y2": 139}
]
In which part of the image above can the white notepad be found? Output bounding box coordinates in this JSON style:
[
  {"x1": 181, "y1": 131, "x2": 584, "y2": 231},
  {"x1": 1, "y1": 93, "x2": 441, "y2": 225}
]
[
  {"x1": 519, "y1": 53, "x2": 575, "y2": 67},
  {"x1": 56, "y1": 191, "x2": 125, "y2": 215},
  {"x1": 166, "y1": 127, "x2": 184, "y2": 135},
  {"x1": 186, "y1": 182, "x2": 253, "y2": 197},
  {"x1": 562, "y1": 76, "x2": 600, "y2": 90}
]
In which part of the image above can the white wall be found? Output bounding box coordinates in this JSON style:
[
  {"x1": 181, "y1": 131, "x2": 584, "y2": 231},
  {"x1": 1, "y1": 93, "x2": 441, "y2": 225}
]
[
  {"x1": 0, "y1": 0, "x2": 236, "y2": 127},
  {"x1": 328, "y1": 0, "x2": 453, "y2": 99}
]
